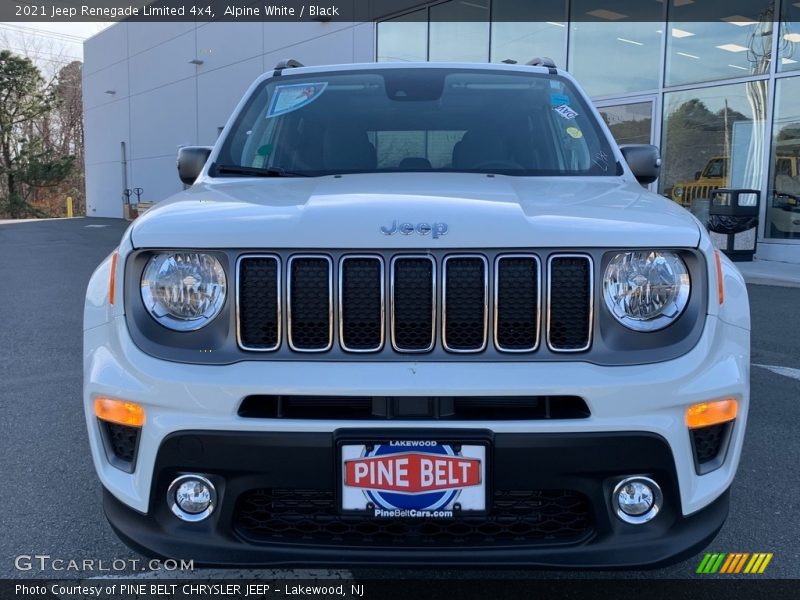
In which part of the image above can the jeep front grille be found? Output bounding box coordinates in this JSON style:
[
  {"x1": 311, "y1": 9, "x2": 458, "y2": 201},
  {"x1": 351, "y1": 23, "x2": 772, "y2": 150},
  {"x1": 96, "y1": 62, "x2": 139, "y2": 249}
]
[
  {"x1": 237, "y1": 252, "x2": 593, "y2": 355},
  {"x1": 391, "y1": 256, "x2": 436, "y2": 352},
  {"x1": 681, "y1": 184, "x2": 720, "y2": 207},
  {"x1": 547, "y1": 255, "x2": 593, "y2": 352},
  {"x1": 339, "y1": 256, "x2": 384, "y2": 352},
  {"x1": 494, "y1": 255, "x2": 540, "y2": 351},
  {"x1": 442, "y1": 255, "x2": 488, "y2": 352},
  {"x1": 237, "y1": 255, "x2": 281, "y2": 351},
  {"x1": 287, "y1": 255, "x2": 333, "y2": 352}
]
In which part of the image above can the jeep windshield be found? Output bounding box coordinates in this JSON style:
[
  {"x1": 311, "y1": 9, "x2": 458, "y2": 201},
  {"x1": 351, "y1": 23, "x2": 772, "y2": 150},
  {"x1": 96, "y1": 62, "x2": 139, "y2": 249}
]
[{"x1": 213, "y1": 67, "x2": 620, "y2": 177}]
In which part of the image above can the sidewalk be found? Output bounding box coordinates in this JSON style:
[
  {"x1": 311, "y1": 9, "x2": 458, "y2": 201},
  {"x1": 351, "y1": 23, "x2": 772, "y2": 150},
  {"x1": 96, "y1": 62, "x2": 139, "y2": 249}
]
[{"x1": 736, "y1": 258, "x2": 800, "y2": 288}]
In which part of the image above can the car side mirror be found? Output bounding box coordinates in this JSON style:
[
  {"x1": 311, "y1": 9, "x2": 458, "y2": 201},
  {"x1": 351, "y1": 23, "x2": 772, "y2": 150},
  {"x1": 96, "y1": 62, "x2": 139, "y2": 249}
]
[
  {"x1": 619, "y1": 144, "x2": 661, "y2": 185},
  {"x1": 177, "y1": 146, "x2": 212, "y2": 185},
  {"x1": 694, "y1": 170, "x2": 702, "y2": 180}
]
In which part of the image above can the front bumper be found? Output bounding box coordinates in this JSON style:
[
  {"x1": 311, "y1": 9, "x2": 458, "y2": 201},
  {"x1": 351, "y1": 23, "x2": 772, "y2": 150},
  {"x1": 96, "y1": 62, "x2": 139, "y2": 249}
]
[
  {"x1": 85, "y1": 314, "x2": 748, "y2": 566},
  {"x1": 104, "y1": 429, "x2": 729, "y2": 568}
]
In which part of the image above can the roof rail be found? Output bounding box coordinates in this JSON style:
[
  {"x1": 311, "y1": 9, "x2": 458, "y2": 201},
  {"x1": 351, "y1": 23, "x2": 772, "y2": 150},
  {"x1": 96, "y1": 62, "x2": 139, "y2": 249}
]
[
  {"x1": 274, "y1": 59, "x2": 304, "y2": 75},
  {"x1": 526, "y1": 57, "x2": 558, "y2": 74}
]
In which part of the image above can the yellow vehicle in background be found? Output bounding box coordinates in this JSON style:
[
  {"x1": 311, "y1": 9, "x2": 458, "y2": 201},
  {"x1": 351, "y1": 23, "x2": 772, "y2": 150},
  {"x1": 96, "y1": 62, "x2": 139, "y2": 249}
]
[
  {"x1": 671, "y1": 155, "x2": 800, "y2": 223},
  {"x1": 671, "y1": 157, "x2": 728, "y2": 207}
]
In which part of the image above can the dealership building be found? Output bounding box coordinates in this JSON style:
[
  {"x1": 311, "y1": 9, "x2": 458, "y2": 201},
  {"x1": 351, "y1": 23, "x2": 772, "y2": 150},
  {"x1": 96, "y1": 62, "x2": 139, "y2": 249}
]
[{"x1": 83, "y1": 0, "x2": 800, "y2": 263}]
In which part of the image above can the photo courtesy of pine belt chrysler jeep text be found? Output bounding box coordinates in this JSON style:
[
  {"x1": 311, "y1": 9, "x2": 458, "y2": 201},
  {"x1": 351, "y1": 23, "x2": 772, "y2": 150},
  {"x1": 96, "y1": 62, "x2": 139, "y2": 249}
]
[{"x1": 83, "y1": 59, "x2": 750, "y2": 568}]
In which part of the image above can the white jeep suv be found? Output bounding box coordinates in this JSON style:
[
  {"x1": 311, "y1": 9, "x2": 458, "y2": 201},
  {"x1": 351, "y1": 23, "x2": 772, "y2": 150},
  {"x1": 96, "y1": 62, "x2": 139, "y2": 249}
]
[{"x1": 83, "y1": 59, "x2": 750, "y2": 568}]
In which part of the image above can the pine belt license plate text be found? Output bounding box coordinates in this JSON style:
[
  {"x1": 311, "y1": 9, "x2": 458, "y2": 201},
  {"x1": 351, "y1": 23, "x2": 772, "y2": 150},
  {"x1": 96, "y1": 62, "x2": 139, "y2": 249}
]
[{"x1": 341, "y1": 441, "x2": 486, "y2": 518}]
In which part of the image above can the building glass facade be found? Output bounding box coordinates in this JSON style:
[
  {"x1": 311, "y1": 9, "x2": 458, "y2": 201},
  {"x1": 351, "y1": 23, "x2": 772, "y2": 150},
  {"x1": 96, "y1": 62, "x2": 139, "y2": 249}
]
[{"x1": 376, "y1": 0, "x2": 800, "y2": 260}]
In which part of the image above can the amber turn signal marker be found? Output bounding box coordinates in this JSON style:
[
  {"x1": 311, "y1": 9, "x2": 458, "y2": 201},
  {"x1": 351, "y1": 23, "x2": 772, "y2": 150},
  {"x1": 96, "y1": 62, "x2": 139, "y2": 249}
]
[
  {"x1": 686, "y1": 398, "x2": 737, "y2": 429},
  {"x1": 109, "y1": 250, "x2": 119, "y2": 305},
  {"x1": 94, "y1": 397, "x2": 145, "y2": 427},
  {"x1": 714, "y1": 250, "x2": 724, "y2": 305}
]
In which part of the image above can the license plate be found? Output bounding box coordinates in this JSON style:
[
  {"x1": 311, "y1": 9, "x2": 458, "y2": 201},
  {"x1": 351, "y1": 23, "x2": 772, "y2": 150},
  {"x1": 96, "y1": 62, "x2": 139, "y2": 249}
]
[{"x1": 340, "y1": 441, "x2": 486, "y2": 518}]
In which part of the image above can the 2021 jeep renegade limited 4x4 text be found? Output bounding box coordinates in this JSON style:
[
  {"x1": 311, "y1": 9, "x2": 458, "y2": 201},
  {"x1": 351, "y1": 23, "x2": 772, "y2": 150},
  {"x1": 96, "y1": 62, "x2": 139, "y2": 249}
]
[{"x1": 84, "y1": 59, "x2": 750, "y2": 568}]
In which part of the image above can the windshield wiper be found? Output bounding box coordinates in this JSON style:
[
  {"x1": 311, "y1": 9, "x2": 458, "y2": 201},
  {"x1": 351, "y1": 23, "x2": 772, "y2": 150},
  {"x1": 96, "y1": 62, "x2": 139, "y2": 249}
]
[{"x1": 214, "y1": 165, "x2": 310, "y2": 177}]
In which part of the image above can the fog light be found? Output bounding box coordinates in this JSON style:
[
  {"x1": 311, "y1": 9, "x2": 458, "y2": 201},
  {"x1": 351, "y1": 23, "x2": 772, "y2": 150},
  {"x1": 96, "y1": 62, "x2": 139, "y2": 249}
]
[
  {"x1": 167, "y1": 475, "x2": 217, "y2": 522},
  {"x1": 612, "y1": 476, "x2": 662, "y2": 524}
]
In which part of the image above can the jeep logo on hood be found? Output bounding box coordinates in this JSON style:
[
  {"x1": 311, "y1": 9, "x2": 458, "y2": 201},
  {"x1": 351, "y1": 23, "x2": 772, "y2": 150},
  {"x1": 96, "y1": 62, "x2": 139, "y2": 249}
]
[{"x1": 380, "y1": 220, "x2": 448, "y2": 239}]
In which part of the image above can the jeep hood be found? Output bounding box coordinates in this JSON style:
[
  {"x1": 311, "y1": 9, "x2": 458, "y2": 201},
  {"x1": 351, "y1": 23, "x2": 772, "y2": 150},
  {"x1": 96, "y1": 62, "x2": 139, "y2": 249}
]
[{"x1": 130, "y1": 173, "x2": 701, "y2": 249}]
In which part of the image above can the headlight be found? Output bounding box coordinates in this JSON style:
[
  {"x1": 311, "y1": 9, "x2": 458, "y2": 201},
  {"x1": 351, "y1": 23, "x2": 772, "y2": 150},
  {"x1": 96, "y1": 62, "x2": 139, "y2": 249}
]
[
  {"x1": 141, "y1": 252, "x2": 227, "y2": 331},
  {"x1": 673, "y1": 186, "x2": 684, "y2": 198},
  {"x1": 602, "y1": 251, "x2": 690, "y2": 332}
]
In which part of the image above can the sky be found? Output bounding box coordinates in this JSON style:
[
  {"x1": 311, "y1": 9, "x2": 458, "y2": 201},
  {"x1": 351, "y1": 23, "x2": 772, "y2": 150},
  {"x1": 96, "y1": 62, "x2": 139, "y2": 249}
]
[{"x1": 0, "y1": 21, "x2": 112, "y2": 68}]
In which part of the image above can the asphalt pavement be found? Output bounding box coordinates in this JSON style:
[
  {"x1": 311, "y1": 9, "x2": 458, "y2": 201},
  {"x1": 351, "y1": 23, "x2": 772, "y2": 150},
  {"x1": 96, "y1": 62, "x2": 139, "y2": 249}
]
[{"x1": 0, "y1": 218, "x2": 797, "y2": 580}]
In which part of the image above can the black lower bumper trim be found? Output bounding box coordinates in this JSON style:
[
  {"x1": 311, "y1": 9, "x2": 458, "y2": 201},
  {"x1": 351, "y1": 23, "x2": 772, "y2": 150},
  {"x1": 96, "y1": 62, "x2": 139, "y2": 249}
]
[{"x1": 103, "y1": 430, "x2": 729, "y2": 568}]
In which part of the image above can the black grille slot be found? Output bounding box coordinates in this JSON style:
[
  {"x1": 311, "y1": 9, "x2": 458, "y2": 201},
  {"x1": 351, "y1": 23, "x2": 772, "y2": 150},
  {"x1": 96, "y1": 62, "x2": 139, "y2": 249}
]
[
  {"x1": 238, "y1": 395, "x2": 590, "y2": 420},
  {"x1": 288, "y1": 256, "x2": 332, "y2": 351},
  {"x1": 340, "y1": 257, "x2": 383, "y2": 351},
  {"x1": 234, "y1": 488, "x2": 593, "y2": 546},
  {"x1": 443, "y1": 256, "x2": 487, "y2": 352},
  {"x1": 239, "y1": 396, "x2": 374, "y2": 420},
  {"x1": 102, "y1": 421, "x2": 140, "y2": 466},
  {"x1": 692, "y1": 422, "x2": 732, "y2": 466},
  {"x1": 238, "y1": 256, "x2": 280, "y2": 350},
  {"x1": 495, "y1": 256, "x2": 540, "y2": 351},
  {"x1": 450, "y1": 396, "x2": 589, "y2": 420},
  {"x1": 391, "y1": 257, "x2": 435, "y2": 352},
  {"x1": 547, "y1": 255, "x2": 592, "y2": 351}
]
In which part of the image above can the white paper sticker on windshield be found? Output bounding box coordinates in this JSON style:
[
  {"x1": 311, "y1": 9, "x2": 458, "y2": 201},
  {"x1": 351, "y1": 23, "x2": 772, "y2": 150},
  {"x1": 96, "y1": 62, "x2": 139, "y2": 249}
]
[
  {"x1": 267, "y1": 82, "x2": 327, "y2": 118},
  {"x1": 553, "y1": 104, "x2": 578, "y2": 120}
]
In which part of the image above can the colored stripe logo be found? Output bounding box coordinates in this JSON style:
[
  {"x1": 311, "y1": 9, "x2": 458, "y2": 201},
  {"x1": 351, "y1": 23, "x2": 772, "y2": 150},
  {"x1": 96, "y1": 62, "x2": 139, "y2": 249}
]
[{"x1": 696, "y1": 553, "x2": 773, "y2": 574}]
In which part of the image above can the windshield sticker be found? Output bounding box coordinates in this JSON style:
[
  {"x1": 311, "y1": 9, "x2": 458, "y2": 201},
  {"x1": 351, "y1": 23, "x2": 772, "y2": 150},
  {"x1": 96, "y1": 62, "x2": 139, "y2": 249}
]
[
  {"x1": 550, "y1": 80, "x2": 561, "y2": 89},
  {"x1": 553, "y1": 104, "x2": 578, "y2": 120},
  {"x1": 566, "y1": 127, "x2": 583, "y2": 139},
  {"x1": 267, "y1": 82, "x2": 327, "y2": 118},
  {"x1": 550, "y1": 93, "x2": 570, "y2": 106}
]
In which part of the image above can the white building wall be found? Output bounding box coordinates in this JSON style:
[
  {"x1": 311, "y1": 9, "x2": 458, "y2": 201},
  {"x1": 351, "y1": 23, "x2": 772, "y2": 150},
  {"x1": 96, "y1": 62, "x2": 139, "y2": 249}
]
[{"x1": 83, "y1": 22, "x2": 376, "y2": 217}]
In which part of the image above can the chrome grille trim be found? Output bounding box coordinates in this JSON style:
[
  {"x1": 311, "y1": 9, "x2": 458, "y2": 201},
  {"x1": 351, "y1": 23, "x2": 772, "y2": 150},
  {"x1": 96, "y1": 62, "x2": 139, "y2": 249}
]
[
  {"x1": 390, "y1": 254, "x2": 436, "y2": 353},
  {"x1": 286, "y1": 254, "x2": 334, "y2": 353},
  {"x1": 442, "y1": 254, "x2": 489, "y2": 353},
  {"x1": 236, "y1": 254, "x2": 281, "y2": 352},
  {"x1": 235, "y1": 251, "x2": 596, "y2": 356},
  {"x1": 546, "y1": 253, "x2": 594, "y2": 353},
  {"x1": 493, "y1": 254, "x2": 541, "y2": 353},
  {"x1": 338, "y1": 254, "x2": 385, "y2": 353}
]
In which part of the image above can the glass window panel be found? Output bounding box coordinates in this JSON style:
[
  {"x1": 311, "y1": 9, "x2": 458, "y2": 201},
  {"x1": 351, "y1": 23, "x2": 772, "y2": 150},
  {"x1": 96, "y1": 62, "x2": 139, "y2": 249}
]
[
  {"x1": 568, "y1": 0, "x2": 663, "y2": 97},
  {"x1": 490, "y1": 0, "x2": 567, "y2": 66},
  {"x1": 598, "y1": 101, "x2": 653, "y2": 145},
  {"x1": 377, "y1": 10, "x2": 428, "y2": 62},
  {"x1": 666, "y1": 0, "x2": 774, "y2": 86},
  {"x1": 779, "y1": 2, "x2": 800, "y2": 72},
  {"x1": 767, "y1": 76, "x2": 800, "y2": 239},
  {"x1": 660, "y1": 82, "x2": 768, "y2": 213},
  {"x1": 429, "y1": 0, "x2": 490, "y2": 62}
]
